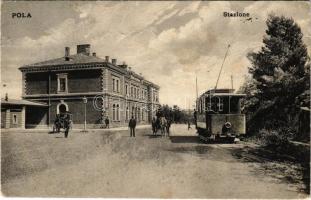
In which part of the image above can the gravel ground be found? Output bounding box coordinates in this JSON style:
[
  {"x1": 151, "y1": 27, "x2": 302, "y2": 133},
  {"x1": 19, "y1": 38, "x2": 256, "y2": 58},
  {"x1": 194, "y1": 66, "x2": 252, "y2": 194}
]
[{"x1": 1, "y1": 124, "x2": 309, "y2": 198}]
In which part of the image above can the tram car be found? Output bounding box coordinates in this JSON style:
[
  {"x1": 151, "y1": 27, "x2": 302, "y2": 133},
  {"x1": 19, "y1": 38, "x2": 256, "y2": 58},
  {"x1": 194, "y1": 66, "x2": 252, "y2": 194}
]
[{"x1": 195, "y1": 88, "x2": 246, "y2": 142}]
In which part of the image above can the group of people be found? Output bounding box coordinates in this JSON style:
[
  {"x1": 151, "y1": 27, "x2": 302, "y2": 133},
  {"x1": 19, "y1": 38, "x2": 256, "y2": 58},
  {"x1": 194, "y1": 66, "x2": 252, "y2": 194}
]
[
  {"x1": 53, "y1": 111, "x2": 175, "y2": 139},
  {"x1": 128, "y1": 115, "x2": 172, "y2": 138},
  {"x1": 101, "y1": 117, "x2": 110, "y2": 129},
  {"x1": 53, "y1": 113, "x2": 72, "y2": 138}
]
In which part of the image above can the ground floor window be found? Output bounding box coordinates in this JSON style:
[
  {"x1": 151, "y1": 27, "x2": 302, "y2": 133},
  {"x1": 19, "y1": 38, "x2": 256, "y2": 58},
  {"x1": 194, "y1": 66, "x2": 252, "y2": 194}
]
[
  {"x1": 112, "y1": 104, "x2": 120, "y2": 121},
  {"x1": 126, "y1": 107, "x2": 129, "y2": 120},
  {"x1": 12, "y1": 114, "x2": 18, "y2": 124}
]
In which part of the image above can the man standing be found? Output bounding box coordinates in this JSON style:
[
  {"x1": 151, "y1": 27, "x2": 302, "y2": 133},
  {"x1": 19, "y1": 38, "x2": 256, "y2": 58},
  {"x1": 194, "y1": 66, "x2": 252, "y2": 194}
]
[
  {"x1": 129, "y1": 116, "x2": 137, "y2": 137},
  {"x1": 152, "y1": 117, "x2": 157, "y2": 135},
  {"x1": 64, "y1": 113, "x2": 70, "y2": 138},
  {"x1": 105, "y1": 116, "x2": 110, "y2": 129},
  {"x1": 187, "y1": 119, "x2": 192, "y2": 130},
  {"x1": 193, "y1": 109, "x2": 197, "y2": 127}
]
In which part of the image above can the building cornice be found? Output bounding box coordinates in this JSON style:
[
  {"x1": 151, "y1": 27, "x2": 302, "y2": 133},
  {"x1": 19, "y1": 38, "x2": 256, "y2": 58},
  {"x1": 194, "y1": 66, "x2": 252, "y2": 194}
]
[{"x1": 23, "y1": 92, "x2": 152, "y2": 104}]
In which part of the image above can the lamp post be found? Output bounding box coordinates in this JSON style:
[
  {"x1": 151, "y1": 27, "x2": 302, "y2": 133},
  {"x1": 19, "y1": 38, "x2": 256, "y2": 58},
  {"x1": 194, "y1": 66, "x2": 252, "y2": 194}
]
[{"x1": 82, "y1": 96, "x2": 88, "y2": 132}]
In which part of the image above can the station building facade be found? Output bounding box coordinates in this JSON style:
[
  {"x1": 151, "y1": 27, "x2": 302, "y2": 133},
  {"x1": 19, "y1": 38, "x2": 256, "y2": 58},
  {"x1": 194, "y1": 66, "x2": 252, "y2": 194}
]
[{"x1": 19, "y1": 44, "x2": 160, "y2": 128}]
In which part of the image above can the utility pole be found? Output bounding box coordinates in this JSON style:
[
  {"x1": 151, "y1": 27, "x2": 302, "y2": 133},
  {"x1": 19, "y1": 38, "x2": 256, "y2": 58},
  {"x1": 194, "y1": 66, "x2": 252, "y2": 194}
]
[
  {"x1": 195, "y1": 76, "x2": 198, "y2": 111},
  {"x1": 196, "y1": 77, "x2": 198, "y2": 100}
]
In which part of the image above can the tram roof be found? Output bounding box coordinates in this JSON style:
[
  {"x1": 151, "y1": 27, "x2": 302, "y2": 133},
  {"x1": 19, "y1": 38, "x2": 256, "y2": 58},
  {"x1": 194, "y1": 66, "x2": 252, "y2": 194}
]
[
  {"x1": 199, "y1": 93, "x2": 246, "y2": 98},
  {"x1": 208, "y1": 93, "x2": 246, "y2": 97}
]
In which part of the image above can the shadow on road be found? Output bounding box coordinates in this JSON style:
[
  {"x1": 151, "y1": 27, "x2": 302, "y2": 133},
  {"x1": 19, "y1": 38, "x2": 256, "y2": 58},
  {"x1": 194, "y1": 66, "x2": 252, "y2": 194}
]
[
  {"x1": 169, "y1": 136, "x2": 201, "y2": 144},
  {"x1": 167, "y1": 145, "x2": 212, "y2": 155}
]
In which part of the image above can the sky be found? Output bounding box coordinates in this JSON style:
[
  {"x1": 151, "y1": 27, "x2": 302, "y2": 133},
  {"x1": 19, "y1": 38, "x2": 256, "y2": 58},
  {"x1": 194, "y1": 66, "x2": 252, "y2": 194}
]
[{"x1": 1, "y1": 1, "x2": 310, "y2": 108}]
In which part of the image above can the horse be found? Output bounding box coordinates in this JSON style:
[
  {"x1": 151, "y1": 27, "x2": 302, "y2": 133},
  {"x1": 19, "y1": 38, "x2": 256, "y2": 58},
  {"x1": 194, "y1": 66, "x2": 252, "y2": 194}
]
[
  {"x1": 166, "y1": 118, "x2": 171, "y2": 137},
  {"x1": 159, "y1": 117, "x2": 168, "y2": 137}
]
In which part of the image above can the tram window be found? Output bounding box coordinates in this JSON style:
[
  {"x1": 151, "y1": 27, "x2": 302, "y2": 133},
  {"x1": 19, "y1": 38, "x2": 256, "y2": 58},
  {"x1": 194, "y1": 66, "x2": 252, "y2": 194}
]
[
  {"x1": 206, "y1": 97, "x2": 211, "y2": 111},
  {"x1": 200, "y1": 99, "x2": 203, "y2": 113},
  {"x1": 218, "y1": 97, "x2": 223, "y2": 111},
  {"x1": 202, "y1": 98, "x2": 205, "y2": 112}
]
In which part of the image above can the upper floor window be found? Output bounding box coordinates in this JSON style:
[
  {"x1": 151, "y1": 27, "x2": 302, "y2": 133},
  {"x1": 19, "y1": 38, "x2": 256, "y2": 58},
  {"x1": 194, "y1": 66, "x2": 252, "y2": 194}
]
[
  {"x1": 112, "y1": 76, "x2": 120, "y2": 93},
  {"x1": 57, "y1": 74, "x2": 68, "y2": 93},
  {"x1": 125, "y1": 84, "x2": 129, "y2": 97}
]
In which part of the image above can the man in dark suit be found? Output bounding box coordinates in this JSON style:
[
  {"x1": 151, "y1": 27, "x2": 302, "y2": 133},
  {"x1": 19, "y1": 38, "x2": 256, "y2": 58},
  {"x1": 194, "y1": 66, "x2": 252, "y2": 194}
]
[
  {"x1": 64, "y1": 113, "x2": 70, "y2": 138},
  {"x1": 105, "y1": 117, "x2": 110, "y2": 129},
  {"x1": 129, "y1": 116, "x2": 137, "y2": 137}
]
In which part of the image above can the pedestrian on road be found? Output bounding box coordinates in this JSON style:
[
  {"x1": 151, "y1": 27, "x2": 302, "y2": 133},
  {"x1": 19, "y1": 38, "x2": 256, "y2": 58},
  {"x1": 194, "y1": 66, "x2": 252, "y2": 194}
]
[
  {"x1": 188, "y1": 120, "x2": 192, "y2": 130},
  {"x1": 129, "y1": 116, "x2": 137, "y2": 137},
  {"x1": 193, "y1": 109, "x2": 197, "y2": 127},
  {"x1": 105, "y1": 116, "x2": 110, "y2": 129},
  {"x1": 152, "y1": 117, "x2": 157, "y2": 135},
  {"x1": 64, "y1": 114, "x2": 70, "y2": 138}
]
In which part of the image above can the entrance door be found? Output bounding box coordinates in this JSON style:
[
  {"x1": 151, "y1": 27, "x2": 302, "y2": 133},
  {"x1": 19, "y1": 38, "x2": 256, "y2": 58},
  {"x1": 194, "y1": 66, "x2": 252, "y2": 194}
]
[{"x1": 59, "y1": 104, "x2": 67, "y2": 114}]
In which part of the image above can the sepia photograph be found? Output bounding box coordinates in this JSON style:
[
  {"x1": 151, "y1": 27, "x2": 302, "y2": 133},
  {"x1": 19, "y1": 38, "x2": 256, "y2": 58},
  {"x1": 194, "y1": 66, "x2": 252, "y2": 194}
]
[{"x1": 1, "y1": 0, "x2": 310, "y2": 198}]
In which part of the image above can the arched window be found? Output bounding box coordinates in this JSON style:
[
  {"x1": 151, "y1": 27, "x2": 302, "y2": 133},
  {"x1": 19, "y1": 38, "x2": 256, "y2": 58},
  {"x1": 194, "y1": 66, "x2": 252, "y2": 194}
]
[
  {"x1": 116, "y1": 104, "x2": 120, "y2": 121},
  {"x1": 126, "y1": 106, "x2": 129, "y2": 120},
  {"x1": 112, "y1": 104, "x2": 116, "y2": 121},
  {"x1": 142, "y1": 108, "x2": 144, "y2": 121}
]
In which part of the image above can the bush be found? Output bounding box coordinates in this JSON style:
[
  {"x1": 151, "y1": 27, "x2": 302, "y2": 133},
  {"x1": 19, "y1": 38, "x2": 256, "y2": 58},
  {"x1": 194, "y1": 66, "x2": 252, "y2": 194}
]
[{"x1": 259, "y1": 127, "x2": 295, "y2": 149}]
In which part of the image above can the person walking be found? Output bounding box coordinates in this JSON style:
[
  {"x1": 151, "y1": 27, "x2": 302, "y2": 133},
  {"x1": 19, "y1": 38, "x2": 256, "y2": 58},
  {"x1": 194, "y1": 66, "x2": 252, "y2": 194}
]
[
  {"x1": 187, "y1": 120, "x2": 192, "y2": 130},
  {"x1": 105, "y1": 116, "x2": 110, "y2": 129},
  {"x1": 152, "y1": 117, "x2": 157, "y2": 135},
  {"x1": 64, "y1": 114, "x2": 70, "y2": 138},
  {"x1": 129, "y1": 116, "x2": 137, "y2": 137}
]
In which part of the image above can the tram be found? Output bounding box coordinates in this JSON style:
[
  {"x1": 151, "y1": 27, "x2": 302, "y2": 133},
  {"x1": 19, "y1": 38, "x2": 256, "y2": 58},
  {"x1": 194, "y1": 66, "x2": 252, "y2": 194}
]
[{"x1": 195, "y1": 88, "x2": 246, "y2": 142}]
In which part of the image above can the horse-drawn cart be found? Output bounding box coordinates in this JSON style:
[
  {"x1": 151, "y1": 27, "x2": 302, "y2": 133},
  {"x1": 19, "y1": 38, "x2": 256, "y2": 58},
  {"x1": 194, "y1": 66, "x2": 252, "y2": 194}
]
[{"x1": 53, "y1": 112, "x2": 72, "y2": 133}]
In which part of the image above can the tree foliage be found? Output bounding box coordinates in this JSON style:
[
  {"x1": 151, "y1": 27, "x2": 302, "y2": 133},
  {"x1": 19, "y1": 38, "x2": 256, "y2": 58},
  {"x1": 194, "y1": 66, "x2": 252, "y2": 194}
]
[
  {"x1": 242, "y1": 15, "x2": 310, "y2": 136},
  {"x1": 156, "y1": 104, "x2": 191, "y2": 123}
]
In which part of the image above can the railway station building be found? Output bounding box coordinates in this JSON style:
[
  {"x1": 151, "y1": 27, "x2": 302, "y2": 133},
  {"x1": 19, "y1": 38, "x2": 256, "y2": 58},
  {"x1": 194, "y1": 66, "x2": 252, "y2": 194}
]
[{"x1": 18, "y1": 44, "x2": 160, "y2": 129}]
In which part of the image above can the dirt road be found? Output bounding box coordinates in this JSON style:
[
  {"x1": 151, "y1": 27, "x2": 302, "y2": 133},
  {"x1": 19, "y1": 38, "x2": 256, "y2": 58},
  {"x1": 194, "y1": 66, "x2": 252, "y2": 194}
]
[{"x1": 1, "y1": 124, "x2": 308, "y2": 198}]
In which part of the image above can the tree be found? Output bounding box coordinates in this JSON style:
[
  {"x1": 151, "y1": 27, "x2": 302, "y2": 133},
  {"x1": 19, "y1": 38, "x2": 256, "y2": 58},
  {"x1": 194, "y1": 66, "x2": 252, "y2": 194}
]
[{"x1": 246, "y1": 15, "x2": 309, "y2": 134}]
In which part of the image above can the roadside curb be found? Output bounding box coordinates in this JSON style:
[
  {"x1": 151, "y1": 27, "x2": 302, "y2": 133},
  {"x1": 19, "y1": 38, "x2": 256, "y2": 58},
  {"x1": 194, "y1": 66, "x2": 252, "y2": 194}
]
[{"x1": 1, "y1": 125, "x2": 150, "y2": 134}]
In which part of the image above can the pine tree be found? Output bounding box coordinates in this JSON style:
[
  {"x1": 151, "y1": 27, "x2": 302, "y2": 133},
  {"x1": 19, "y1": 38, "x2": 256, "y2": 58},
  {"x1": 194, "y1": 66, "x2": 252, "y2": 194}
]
[{"x1": 246, "y1": 15, "x2": 309, "y2": 133}]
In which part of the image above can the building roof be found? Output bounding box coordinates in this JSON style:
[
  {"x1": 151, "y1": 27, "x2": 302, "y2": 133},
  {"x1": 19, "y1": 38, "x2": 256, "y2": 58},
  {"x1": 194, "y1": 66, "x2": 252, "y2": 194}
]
[
  {"x1": 18, "y1": 44, "x2": 160, "y2": 89},
  {"x1": 1, "y1": 99, "x2": 48, "y2": 107},
  {"x1": 19, "y1": 54, "x2": 106, "y2": 69}
]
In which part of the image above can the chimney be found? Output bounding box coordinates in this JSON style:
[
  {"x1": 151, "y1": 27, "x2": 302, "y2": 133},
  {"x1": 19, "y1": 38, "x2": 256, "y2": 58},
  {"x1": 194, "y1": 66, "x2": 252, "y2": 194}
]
[
  {"x1": 77, "y1": 44, "x2": 90, "y2": 56},
  {"x1": 105, "y1": 56, "x2": 110, "y2": 63},
  {"x1": 112, "y1": 58, "x2": 117, "y2": 65},
  {"x1": 92, "y1": 52, "x2": 96, "y2": 57},
  {"x1": 65, "y1": 47, "x2": 70, "y2": 61}
]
